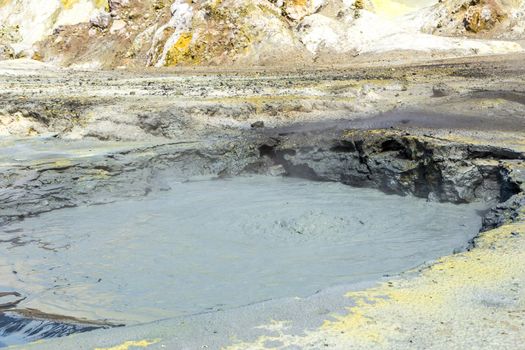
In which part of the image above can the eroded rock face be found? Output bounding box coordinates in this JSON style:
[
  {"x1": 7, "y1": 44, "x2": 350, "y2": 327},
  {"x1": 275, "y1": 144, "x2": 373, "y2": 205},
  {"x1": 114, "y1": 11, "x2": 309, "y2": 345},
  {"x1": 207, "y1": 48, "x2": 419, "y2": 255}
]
[
  {"x1": 464, "y1": 0, "x2": 506, "y2": 33},
  {"x1": 415, "y1": 0, "x2": 525, "y2": 38},
  {"x1": 0, "y1": 0, "x2": 109, "y2": 58},
  {"x1": 147, "y1": 0, "x2": 307, "y2": 67},
  {"x1": 258, "y1": 130, "x2": 524, "y2": 204}
]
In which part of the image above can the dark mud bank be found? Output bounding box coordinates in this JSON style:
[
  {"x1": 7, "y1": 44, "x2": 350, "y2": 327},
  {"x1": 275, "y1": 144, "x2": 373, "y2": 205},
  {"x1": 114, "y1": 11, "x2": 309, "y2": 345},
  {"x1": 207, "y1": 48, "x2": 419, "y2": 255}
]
[
  {"x1": 1, "y1": 128, "x2": 524, "y2": 230},
  {"x1": 256, "y1": 129, "x2": 524, "y2": 231}
]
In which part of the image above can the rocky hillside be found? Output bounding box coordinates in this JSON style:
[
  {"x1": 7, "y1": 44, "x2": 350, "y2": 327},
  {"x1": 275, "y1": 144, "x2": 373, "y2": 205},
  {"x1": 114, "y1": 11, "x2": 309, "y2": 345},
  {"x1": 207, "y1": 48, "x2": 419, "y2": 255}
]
[{"x1": 0, "y1": 0, "x2": 523, "y2": 68}]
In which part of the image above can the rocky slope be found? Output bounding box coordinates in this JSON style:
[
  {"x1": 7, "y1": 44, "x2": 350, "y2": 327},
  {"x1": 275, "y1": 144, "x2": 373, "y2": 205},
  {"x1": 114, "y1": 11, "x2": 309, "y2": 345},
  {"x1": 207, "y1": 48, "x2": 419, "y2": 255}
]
[
  {"x1": 414, "y1": 0, "x2": 525, "y2": 39},
  {"x1": 0, "y1": 0, "x2": 524, "y2": 68}
]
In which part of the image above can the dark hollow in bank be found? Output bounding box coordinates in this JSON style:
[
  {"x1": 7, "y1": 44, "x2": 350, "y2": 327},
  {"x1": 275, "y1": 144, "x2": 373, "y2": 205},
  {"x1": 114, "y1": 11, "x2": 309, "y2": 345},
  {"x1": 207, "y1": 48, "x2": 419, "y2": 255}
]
[{"x1": 0, "y1": 312, "x2": 105, "y2": 348}]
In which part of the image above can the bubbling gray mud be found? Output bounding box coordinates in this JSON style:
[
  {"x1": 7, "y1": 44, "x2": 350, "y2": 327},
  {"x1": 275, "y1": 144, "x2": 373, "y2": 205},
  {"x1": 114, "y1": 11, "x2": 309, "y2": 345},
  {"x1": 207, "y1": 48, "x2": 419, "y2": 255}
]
[{"x1": 0, "y1": 176, "x2": 485, "y2": 324}]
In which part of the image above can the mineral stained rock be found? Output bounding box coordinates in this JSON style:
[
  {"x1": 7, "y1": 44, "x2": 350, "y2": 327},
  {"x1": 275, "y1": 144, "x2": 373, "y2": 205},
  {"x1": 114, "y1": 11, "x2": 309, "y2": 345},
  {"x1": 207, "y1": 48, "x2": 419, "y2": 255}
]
[
  {"x1": 0, "y1": 0, "x2": 523, "y2": 68},
  {"x1": 415, "y1": 0, "x2": 525, "y2": 38}
]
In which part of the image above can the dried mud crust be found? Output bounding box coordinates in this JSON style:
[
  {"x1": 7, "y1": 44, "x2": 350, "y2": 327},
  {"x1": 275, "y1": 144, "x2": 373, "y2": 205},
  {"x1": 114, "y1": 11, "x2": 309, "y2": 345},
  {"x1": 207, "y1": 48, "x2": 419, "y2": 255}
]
[{"x1": 2, "y1": 54, "x2": 525, "y2": 144}]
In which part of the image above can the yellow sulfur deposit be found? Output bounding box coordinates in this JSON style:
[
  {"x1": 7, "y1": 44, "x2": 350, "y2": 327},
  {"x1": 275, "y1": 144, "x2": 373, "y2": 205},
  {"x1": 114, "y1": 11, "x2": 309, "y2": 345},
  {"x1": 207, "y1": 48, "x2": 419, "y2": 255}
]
[
  {"x1": 61, "y1": 0, "x2": 108, "y2": 10},
  {"x1": 60, "y1": 0, "x2": 79, "y2": 9},
  {"x1": 94, "y1": 339, "x2": 160, "y2": 350},
  {"x1": 165, "y1": 32, "x2": 194, "y2": 66},
  {"x1": 370, "y1": 0, "x2": 415, "y2": 17}
]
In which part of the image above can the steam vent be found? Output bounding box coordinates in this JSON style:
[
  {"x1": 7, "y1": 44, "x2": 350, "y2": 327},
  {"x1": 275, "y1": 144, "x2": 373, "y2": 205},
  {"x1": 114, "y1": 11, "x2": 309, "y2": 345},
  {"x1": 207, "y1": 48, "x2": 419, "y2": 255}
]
[{"x1": 0, "y1": 0, "x2": 524, "y2": 349}]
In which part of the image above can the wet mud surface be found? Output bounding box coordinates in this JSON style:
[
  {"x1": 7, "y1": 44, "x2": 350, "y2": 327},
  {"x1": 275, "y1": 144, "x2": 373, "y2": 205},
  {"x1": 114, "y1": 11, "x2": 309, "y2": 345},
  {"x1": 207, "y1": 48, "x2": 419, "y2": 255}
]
[{"x1": 0, "y1": 176, "x2": 485, "y2": 325}]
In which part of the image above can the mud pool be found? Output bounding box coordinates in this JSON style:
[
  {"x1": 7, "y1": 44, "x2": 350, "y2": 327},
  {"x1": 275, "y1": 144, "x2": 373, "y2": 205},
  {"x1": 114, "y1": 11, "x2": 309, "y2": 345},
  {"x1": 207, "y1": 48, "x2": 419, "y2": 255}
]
[{"x1": 0, "y1": 176, "x2": 486, "y2": 326}]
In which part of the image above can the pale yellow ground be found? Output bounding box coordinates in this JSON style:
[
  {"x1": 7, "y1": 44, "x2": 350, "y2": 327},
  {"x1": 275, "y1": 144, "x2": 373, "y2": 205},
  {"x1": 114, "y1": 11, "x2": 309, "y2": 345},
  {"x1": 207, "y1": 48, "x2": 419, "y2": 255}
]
[{"x1": 224, "y1": 194, "x2": 525, "y2": 349}]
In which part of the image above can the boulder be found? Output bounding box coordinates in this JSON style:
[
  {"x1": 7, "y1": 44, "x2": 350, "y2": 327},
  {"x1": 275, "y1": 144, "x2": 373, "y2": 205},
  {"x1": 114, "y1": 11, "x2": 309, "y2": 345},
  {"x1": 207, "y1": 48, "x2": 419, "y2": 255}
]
[
  {"x1": 90, "y1": 11, "x2": 112, "y2": 29},
  {"x1": 0, "y1": 44, "x2": 15, "y2": 60}
]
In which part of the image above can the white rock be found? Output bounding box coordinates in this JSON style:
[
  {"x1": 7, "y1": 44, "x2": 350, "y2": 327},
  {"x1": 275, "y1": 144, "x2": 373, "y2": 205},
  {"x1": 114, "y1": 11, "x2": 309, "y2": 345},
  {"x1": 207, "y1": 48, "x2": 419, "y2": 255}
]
[
  {"x1": 297, "y1": 5, "x2": 523, "y2": 57},
  {"x1": 0, "y1": 0, "x2": 104, "y2": 54},
  {"x1": 297, "y1": 14, "x2": 347, "y2": 53},
  {"x1": 90, "y1": 11, "x2": 111, "y2": 29},
  {"x1": 110, "y1": 19, "x2": 127, "y2": 34},
  {"x1": 109, "y1": 0, "x2": 129, "y2": 10}
]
